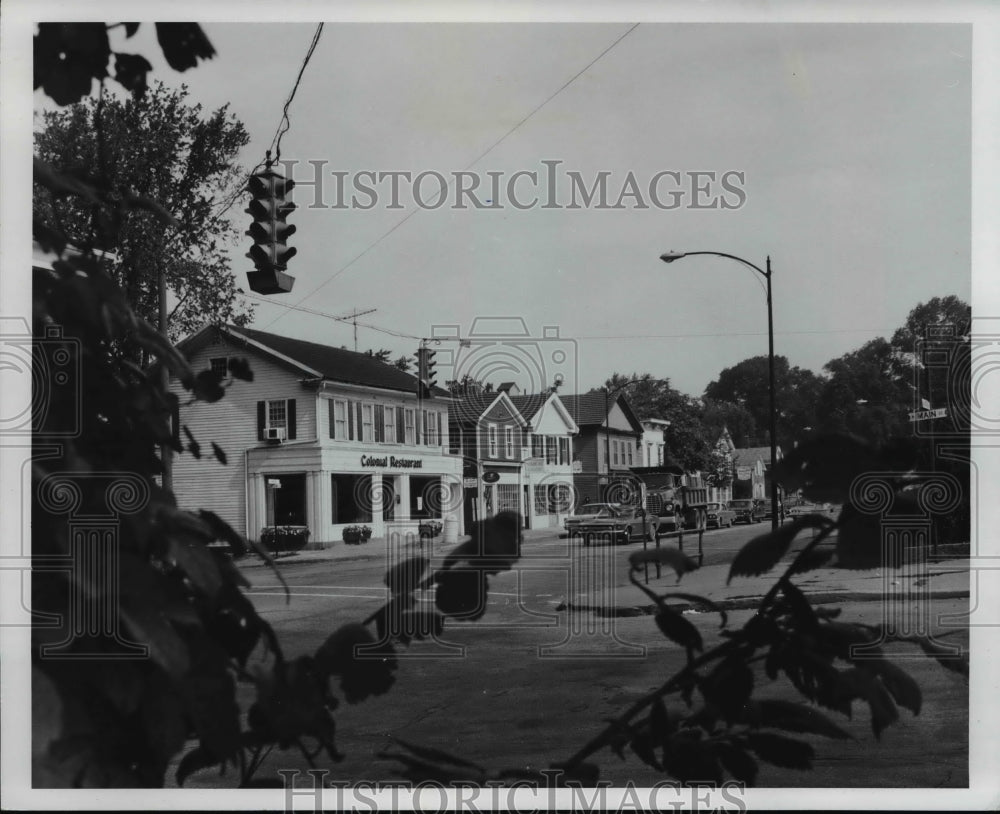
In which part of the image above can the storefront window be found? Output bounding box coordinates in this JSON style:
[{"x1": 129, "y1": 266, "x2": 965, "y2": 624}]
[
  {"x1": 534, "y1": 485, "x2": 547, "y2": 514},
  {"x1": 496, "y1": 483, "x2": 519, "y2": 514},
  {"x1": 331, "y1": 474, "x2": 373, "y2": 523}
]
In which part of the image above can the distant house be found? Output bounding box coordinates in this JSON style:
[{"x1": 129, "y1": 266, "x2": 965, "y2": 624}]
[
  {"x1": 509, "y1": 392, "x2": 579, "y2": 530},
  {"x1": 709, "y1": 428, "x2": 737, "y2": 504},
  {"x1": 168, "y1": 325, "x2": 462, "y2": 545},
  {"x1": 731, "y1": 445, "x2": 782, "y2": 501},
  {"x1": 448, "y1": 391, "x2": 529, "y2": 529},
  {"x1": 639, "y1": 418, "x2": 670, "y2": 468},
  {"x1": 558, "y1": 392, "x2": 644, "y2": 505}
]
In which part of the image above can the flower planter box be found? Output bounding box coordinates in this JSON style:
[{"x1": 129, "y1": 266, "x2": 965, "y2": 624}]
[
  {"x1": 259, "y1": 525, "x2": 310, "y2": 555},
  {"x1": 418, "y1": 521, "x2": 443, "y2": 540},
  {"x1": 343, "y1": 525, "x2": 372, "y2": 545}
]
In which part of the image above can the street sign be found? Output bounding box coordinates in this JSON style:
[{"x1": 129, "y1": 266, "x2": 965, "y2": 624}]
[
  {"x1": 463, "y1": 478, "x2": 478, "y2": 488},
  {"x1": 908, "y1": 407, "x2": 947, "y2": 422},
  {"x1": 482, "y1": 471, "x2": 500, "y2": 483}
]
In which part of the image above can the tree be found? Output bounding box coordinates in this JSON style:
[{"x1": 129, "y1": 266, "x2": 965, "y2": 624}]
[
  {"x1": 363, "y1": 348, "x2": 393, "y2": 363},
  {"x1": 34, "y1": 81, "x2": 253, "y2": 343},
  {"x1": 392, "y1": 354, "x2": 413, "y2": 372},
  {"x1": 702, "y1": 398, "x2": 757, "y2": 449},
  {"x1": 704, "y1": 355, "x2": 823, "y2": 448},
  {"x1": 815, "y1": 338, "x2": 912, "y2": 446}
]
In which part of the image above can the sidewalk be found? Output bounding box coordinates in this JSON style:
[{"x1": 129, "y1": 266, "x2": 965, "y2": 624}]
[{"x1": 571, "y1": 556, "x2": 971, "y2": 616}]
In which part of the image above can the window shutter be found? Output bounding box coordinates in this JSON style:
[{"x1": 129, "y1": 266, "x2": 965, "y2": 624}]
[
  {"x1": 287, "y1": 399, "x2": 297, "y2": 440},
  {"x1": 328, "y1": 400, "x2": 336, "y2": 438},
  {"x1": 374, "y1": 404, "x2": 384, "y2": 442},
  {"x1": 257, "y1": 401, "x2": 266, "y2": 440},
  {"x1": 437, "y1": 412, "x2": 443, "y2": 446},
  {"x1": 356, "y1": 404, "x2": 363, "y2": 439},
  {"x1": 348, "y1": 400, "x2": 355, "y2": 440},
  {"x1": 396, "y1": 406, "x2": 405, "y2": 443}
]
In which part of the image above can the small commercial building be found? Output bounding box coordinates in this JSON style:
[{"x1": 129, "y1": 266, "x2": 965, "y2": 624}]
[{"x1": 170, "y1": 325, "x2": 463, "y2": 545}]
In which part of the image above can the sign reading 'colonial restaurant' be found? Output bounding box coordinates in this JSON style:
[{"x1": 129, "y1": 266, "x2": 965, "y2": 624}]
[{"x1": 360, "y1": 455, "x2": 424, "y2": 469}]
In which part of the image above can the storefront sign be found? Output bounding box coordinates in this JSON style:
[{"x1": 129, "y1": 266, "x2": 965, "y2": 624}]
[
  {"x1": 360, "y1": 454, "x2": 424, "y2": 469},
  {"x1": 482, "y1": 471, "x2": 500, "y2": 483},
  {"x1": 463, "y1": 478, "x2": 479, "y2": 488}
]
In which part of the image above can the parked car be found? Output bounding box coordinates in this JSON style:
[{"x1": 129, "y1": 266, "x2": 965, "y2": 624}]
[
  {"x1": 565, "y1": 503, "x2": 623, "y2": 538},
  {"x1": 704, "y1": 502, "x2": 736, "y2": 529},
  {"x1": 575, "y1": 504, "x2": 658, "y2": 546},
  {"x1": 727, "y1": 498, "x2": 764, "y2": 524}
]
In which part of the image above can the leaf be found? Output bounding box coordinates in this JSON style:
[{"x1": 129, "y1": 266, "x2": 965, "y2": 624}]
[
  {"x1": 649, "y1": 697, "x2": 673, "y2": 743},
  {"x1": 435, "y1": 569, "x2": 488, "y2": 620},
  {"x1": 914, "y1": 636, "x2": 969, "y2": 677},
  {"x1": 629, "y1": 546, "x2": 700, "y2": 579},
  {"x1": 227, "y1": 356, "x2": 254, "y2": 382},
  {"x1": 861, "y1": 660, "x2": 922, "y2": 715},
  {"x1": 124, "y1": 192, "x2": 179, "y2": 227},
  {"x1": 123, "y1": 22, "x2": 140, "y2": 37},
  {"x1": 175, "y1": 747, "x2": 219, "y2": 787},
  {"x1": 156, "y1": 23, "x2": 216, "y2": 72},
  {"x1": 834, "y1": 502, "x2": 885, "y2": 570},
  {"x1": 183, "y1": 425, "x2": 201, "y2": 459},
  {"x1": 840, "y1": 668, "x2": 898, "y2": 739},
  {"x1": 777, "y1": 581, "x2": 818, "y2": 630},
  {"x1": 629, "y1": 732, "x2": 660, "y2": 769},
  {"x1": 748, "y1": 700, "x2": 852, "y2": 740},
  {"x1": 33, "y1": 157, "x2": 101, "y2": 203},
  {"x1": 713, "y1": 742, "x2": 758, "y2": 785},
  {"x1": 315, "y1": 623, "x2": 397, "y2": 704},
  {"x1": 659, "y1": 592, "x2": 728, "y2": 627},
  {"x1": 745, "y1": 732, "x2": 814, "y2": 769},
  {"x1": 390, "y1": 737, "x2": 486, "y2": 773},
  {"x1": 211, "y1": 442, "x2": 228, "y2": 466},
  {"x1": 702, "y1": 657, "x2": 754, "y2": 724},
  {"x1": 113, "y1": 52, "x2": 153, "y2": 94},
  {"x1": 728, "y1": 516, "x2": 827, "y2": 583},
  {"x1": 785, "y1": 544, "x2": 835, "y2": 575},
  {"x1": 384, "y1": 556, "x2": 429, "y2": 596},
  {"x1": 773, "y1": 433, "x2": 880, "y2": 503},
  {"x1": 192, "y1": 369, "x2": 226, "y2": 403},
  {"x1": 654, "y1": 606, "x2": 703, "y2": 651},
  {"x1": 198, "y1": 509, "x2": 247, "y2": 558},
  {"x1": 662, "y1": 735, "x2": 722, "y2": 784}
]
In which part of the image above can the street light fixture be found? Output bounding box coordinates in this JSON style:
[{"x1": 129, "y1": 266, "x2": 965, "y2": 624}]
[{"x1": 659, "y1": 250, "x2": 780, "y2": 531}]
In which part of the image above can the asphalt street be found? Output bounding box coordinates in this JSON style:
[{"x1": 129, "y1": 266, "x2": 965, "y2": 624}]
[{"x1": 185, "y1": 523, "x2": 970, "y2": 789}]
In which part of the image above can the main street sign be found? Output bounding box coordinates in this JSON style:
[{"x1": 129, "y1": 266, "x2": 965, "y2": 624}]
[{"x1": 908, "y1": 407, "x2": 947, "y2": 422}]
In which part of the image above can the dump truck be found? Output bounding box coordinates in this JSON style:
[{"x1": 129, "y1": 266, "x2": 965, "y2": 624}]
[{"x1": 608, "y1": 468, "x2": 713, "y2": 534}]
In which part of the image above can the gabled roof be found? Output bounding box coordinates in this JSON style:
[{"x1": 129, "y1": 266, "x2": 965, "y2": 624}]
[
  {"x1": 449, "y1": 390, "x2": 529, "y2": 427},
  {"x1": 177, "y1": 324, "x2": 448, "y2": 396},
  {"x1": 558, "y1": 392, "x2": 644, "y2": 433},
  {"x1": 508, "y1": 392, "x2": 580, "y2": 434},
  {"x1": 732, "y1": 446, "x2": 781, "y2": 468}
]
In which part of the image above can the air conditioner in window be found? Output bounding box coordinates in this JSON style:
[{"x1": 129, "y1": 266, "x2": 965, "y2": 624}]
[{"x1": 265, "y1": 427, "x2": 286, "y2": 442}]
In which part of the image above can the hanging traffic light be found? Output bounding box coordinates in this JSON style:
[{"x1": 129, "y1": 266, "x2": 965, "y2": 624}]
[
  {"x1": 416, "y1": 346, "x2": 437, "y2": 398},
  {"x1": 245, "y1": 169, "x2": 297, "y2": 295}
]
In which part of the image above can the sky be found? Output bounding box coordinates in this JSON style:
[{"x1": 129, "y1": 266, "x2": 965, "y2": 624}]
[{"x1": 23, "y1": 12, "x2": 977, "y2": 398}]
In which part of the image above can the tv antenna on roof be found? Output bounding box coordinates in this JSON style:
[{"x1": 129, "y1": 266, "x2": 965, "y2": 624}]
[{"x1": 333, "y1": 307, "x2": 377, "y2": 351}]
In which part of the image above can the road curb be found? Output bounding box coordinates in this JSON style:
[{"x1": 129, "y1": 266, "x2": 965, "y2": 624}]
[{"x1": 568, "y1": 588, "x2": 971, "y2": 617}]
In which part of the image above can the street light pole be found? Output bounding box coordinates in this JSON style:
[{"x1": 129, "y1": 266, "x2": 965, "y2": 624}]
[{"x1": 660, "y1": 250, "x2": 780, "y2": 531}]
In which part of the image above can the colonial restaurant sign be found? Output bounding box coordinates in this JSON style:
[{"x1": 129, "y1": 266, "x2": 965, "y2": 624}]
[{"x1": 360, "y1": 455, "x2": 424, "y2": 469}]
